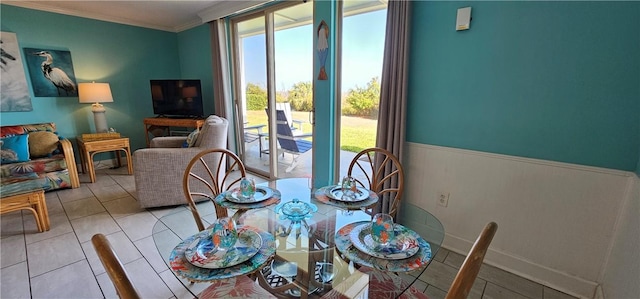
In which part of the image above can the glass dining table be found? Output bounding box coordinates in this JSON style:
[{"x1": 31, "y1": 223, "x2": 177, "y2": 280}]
[{"x1": 152, "y1": 178, "x2": 445, "y2": 298}]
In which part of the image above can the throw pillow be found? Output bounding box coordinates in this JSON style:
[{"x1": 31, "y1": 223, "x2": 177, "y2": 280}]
[
  {"x1": 186, "y1": 129, "x2": 200, "y2": 147},
  {"x1": 28, "y1": 131, "x2": 59, "y2": 158},
  {"x1": 1, "y1": 134, "x2": 30, "y2": 163}
]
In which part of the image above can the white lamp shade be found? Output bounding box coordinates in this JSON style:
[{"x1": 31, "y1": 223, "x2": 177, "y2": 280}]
[{"x1": 78, "y1": 82, "x2": 113, "y2": 103}]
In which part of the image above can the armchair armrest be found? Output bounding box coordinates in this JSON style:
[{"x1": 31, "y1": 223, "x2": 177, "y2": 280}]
[
  {"x1": 150, "y1": 136, "x2": 187, "y2": 148},
  {"x1": 59, "y1": 138, "x2": 80, "y2": 188}
]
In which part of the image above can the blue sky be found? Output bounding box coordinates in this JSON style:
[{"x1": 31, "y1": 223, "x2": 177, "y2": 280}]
[{"x1": 242, "y1": 9, "x2": 387, "y2": 93}]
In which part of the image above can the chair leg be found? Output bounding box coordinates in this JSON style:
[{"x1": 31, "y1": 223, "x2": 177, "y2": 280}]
[{"x1": 285, "y1": 154, "x2": 300, "y2": 173}]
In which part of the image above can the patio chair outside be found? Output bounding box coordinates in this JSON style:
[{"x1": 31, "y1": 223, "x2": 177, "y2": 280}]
[{"x1": 275, "y1": 109, "x2": 312, "y2": 172}]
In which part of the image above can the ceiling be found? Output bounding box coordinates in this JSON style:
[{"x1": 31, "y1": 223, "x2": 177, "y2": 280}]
[
  {"x1": 2, "y1": 1, "x2": 271, "y2": 32},
  {"x1": 3, "y1": 1, "x2": 387, "y2": 33}
]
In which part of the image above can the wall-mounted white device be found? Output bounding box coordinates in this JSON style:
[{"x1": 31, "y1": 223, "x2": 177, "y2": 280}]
[{"x1": 456, "y1": 7, "x2": 472, "y2": 31}]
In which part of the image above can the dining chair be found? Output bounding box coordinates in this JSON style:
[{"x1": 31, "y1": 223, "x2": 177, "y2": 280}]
[
  {"x1": 443, "y1": 221, "x2": 498, "y2": 299},
  {"x1": 92, "y1": 233, "x2": 276, "y2": 299},
  {"x1": 91, "y1": 234, "x2": 141, "y2": 299},
  {"x1": 347, "y1": 147, "x2": 404, "y2": 218},
  {"x1": 183, "y1": 148, "x2": 247, "y2": 232}
]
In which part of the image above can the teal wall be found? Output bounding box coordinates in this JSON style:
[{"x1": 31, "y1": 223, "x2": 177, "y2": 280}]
[
  {"x1": 177, "y1": 24, "x2": 215, "y2": 115},
  {"x1": 0, "y1": 5, "x2": 195, "y2": 153},
  {"x1": 407, "y1": 1, "x2": 640, "y2": 171}
]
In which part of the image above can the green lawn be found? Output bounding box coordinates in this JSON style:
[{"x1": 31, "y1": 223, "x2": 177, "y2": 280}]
[{"x1": 244, "y1": 110, "x2": 377, "y2": 153}]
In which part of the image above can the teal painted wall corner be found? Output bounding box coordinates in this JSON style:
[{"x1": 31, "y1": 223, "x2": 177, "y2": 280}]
[
  {"x1": 1, "y1": 4, "x2": 182, "y2": 155},
  {"x1": 177, "y1": 24, "x2": 215, "y2": 116}
]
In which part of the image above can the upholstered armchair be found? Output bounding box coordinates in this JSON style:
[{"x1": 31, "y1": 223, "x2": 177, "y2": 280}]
[{"x1": 133, "y1": 115, "x2": 228, "y2": 208}]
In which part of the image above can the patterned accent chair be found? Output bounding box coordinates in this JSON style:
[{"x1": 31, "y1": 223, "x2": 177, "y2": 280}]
[
  {"x1": 0, "y1": 123, "x2": 80, "y2": 195},
  {"x1": 133, "y1": 115, "x2": 228, "y2": 208}
]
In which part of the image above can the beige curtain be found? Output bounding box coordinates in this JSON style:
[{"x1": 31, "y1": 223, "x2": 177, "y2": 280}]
[
  {"x1": 374, "y1": 0, "x2": 411, "y2": 214},
  {"x1": 210, "y1": 19, "x2": 237, "y2": 153}
]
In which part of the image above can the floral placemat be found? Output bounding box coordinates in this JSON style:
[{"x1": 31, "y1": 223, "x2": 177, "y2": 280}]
[
  {"x1": 214, "y1": 186, "x2": 281, "y2": 210},
  {"x1": 313, "y1": 185, "x2": 378, "y2": 210},
  {"x1": 334, "y1": 221, "x2": 431, "y2": 272},
  {"x1": 169, "y1": 226, "x2": 276, "y2": 282}
]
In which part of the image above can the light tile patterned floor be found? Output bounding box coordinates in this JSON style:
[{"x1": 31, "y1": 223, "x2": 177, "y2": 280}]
[{"x1": 0, "y1": 166, "x2": 578, "y2": 299}]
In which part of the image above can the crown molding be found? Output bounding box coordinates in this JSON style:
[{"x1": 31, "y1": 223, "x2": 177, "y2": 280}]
[{"x1": 2, "y1": 1, "x2": 203, "y2": 33}]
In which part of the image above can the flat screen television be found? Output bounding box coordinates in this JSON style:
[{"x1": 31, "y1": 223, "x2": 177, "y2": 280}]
[{"x1": 150, "y1": 79, "x2": 204, "y2": 118}]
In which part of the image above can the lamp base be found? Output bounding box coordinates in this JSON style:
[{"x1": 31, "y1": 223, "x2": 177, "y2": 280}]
[{"x1": 91, "y1": 103, "x2": 109, "y2": 133}]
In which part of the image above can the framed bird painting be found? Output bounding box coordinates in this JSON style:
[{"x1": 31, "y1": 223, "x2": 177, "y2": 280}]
[
  {"x1": 23, "y1": 47, "x2": 78, "y2": 97},
  {"x1": 1, "y1": 31, "x2": 33, "y2": 112}
]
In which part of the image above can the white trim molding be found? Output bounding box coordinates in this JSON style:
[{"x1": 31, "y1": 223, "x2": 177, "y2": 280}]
[{"x1": 404, "y1": 142, "x2": 635, "y2": 299}]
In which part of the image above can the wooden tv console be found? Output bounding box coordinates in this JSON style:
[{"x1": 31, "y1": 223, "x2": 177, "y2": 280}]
[{"x1": 143, "y1": 117, "x2": 205, "y2": 147}]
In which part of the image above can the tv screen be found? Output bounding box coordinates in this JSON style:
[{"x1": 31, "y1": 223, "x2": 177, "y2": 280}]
[{"x1": 150, "y1": 79, "x2": 204, "y2": 117}]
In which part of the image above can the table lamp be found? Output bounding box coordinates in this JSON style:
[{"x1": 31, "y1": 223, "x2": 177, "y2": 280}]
[{"x1": 78, "y1": 82, "x2": 113, "y2": 133}]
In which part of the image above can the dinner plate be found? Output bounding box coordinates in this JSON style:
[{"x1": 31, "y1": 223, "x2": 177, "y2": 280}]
[
  {"x1": 225, "y1": 186, "x2": 274, "y2": 203},
  {"x1": 325, "y1": 185, "x2": 369, "y2": 202},
  {"x1": 184, "y1": 228, "x2": 262, "y2": 269},
  {"x1": 348, "y1": 223, "x2": 420, "y2": 260}
]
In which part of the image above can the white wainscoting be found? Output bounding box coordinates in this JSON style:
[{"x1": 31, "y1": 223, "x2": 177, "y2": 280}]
[
  {"x1": 601, "y1": 175, "x2": 639, "y2": 299},
  {"x1": 404, "y1": 143, "x2": 635, "y2": 299}
]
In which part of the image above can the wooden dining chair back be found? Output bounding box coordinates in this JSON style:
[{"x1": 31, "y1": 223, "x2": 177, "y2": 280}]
[
  {"x1": 91, "y1": 234, "x2": 141, "y2": 299},
  {"x1": 445, "y1": 222, "x2": 498, "y2": 299},
  {"x1": 347, "y1": 147, "x2": 404, "y2": 218},
  {"x1": 183, "y1": 148, "x2": 247, "y2": 231}
]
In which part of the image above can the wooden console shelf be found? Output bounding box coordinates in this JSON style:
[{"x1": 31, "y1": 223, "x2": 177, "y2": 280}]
[{"x1": 143, "y1": 117, "x2": 205, "y2": 147}]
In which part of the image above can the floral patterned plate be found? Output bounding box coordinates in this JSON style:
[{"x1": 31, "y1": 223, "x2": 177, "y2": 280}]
[
  {"x1": 349, "y1": 223, "x2": 420, "y2": 260},
  {"x1": 325, "y1": 185, "x2": 369, "y2": 202},
  {"x1": 225, "y1": 186, "x2": 274, "y2": 204},
  {"x1": 169, "y1": 226, "x2": 276, "y2": 282},
  {"x1": 184, "y1": 229, "x2": 262, "y2": 269},
  {"x1": 335, "y1": 221, "x2": 431, "y2": 272}
]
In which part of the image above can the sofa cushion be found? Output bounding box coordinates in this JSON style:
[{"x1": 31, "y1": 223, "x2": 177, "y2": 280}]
[
  {"x1": 1, "y1": 134, "x2": 30, "y2": 163},
  {"x1": 185, "y1": 128, "x2": 200, "y2": 147},
  {"x1": 28, "y1": 131, "x2": 59, "y2": 158},
  {"x1": 1, "y1": 154, "x2": 67, "y2": 179}
]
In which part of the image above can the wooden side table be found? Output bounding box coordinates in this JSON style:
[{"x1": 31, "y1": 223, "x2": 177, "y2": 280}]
[
  {"x1": 77, "y1": 136, "x2": 133, "y2": 183},
  {"x1": 0, "y1": 189, "x2": 49, "y2": 232},
  {"x1": 143, "y1": 117, "x2": 205, "y2": 147}
]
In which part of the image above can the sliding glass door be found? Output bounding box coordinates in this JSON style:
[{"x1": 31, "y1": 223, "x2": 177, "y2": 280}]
[{"x1": 232, "y1": 1, "x2": 314, "y2": 179}]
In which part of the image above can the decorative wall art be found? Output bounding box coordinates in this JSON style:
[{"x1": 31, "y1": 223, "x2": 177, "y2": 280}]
[
  {"x1": 316, "y1": 20, "x2": 329, "y2": 80},
  {"x1": 1, "y1": 31, "x2": 33, "y2": 112},
  {"x1": 23, "y1": 47, "x2": 78, "y2": 97}
]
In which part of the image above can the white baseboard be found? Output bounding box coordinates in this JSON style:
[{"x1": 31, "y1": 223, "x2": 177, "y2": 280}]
[{"x1": 444, "y1": 233, "x2": 597, "y2": 299}]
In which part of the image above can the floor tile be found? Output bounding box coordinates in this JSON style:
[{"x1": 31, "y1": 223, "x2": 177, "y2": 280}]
[
  {"x1": 134, "y1": 235, "x2": 170, "y2": 273},
  {"x1": 102, "y1": 195, "x2": 145, "y2": 219},
  {"x1": 84, "y1": 172, "x2": 118, "y2": 188},
  {"x1": 425, "y1": 285, "x2": 447, "y2": 299},
  {"x1": 482, "y1": 282, "x2": 530, "y2": 299},
  {"x1": 82, "y1": 231, "x2": 142, "y2": 275},
  {"x1": 0, "y1": 212, "x2": 24, "y2": 238},
  {"x1": 27, "y1": 232, "x2": 84, "y2": 277},
  {"x1": 56, "y1": 186, "x2": 95, "y2": 203},
  {"x1": 0, "y1": 262, "x2": 30, "y2": 298},
  {"x1": 44, "y1": 192, "x2": 65, "y2": 215},
  {"x1": 433, "y1": 247, "x2": 450, "y2": 263},
  {"x1": 543, "y1": 286, "x2": 577, "y2": 299},
  {"x1": 62, "y1": 196, "x2": 106, "y2": 220},
  {"x1": 124, "y1": 258, "x2": 174, "y2": 298},
  {"x1": 30, "y1": 259, "x2": 102, "y2": 299},
  {"x1": 0, "y1": 234, "x2": 26, "y2": 268},
  {"x1": 115, "y1": 211, "x2": 157, "y2": 241},
  {"x1": 70, "y1": 212, "x2": 121, "y2": 243},
  {"x1": 24, "y1": 211, "x2": 74, "y2": 244},
  {"x1": 443, "y1": 250, "x2": 465, "y2": 268},
  {"x1": 95, "y1": 271, "x2": 118, "y2": 299},
  {"x1": 419, "y1": 261, "x2": 486, "y2": 299},
  {"x1": 478, "y1": 264, "x2": 543, "y2": 299},
  {"x1": 90, "y1": 184, "x2": 130, "y2": 202}
]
